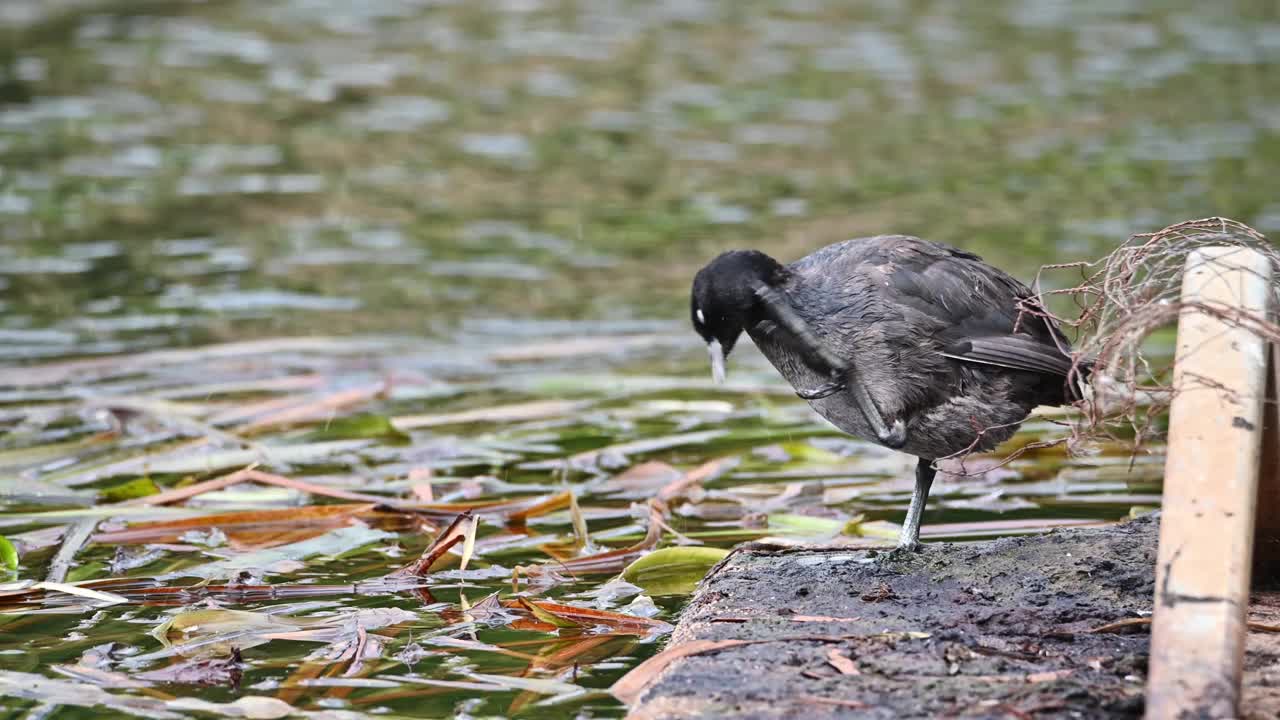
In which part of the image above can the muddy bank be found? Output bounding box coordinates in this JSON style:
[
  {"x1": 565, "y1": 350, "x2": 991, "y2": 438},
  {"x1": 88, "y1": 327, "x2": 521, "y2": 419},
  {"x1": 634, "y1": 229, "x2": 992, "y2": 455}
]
[{"x1": 624, "y1": 516, "x2": 1280, "y2": 719}]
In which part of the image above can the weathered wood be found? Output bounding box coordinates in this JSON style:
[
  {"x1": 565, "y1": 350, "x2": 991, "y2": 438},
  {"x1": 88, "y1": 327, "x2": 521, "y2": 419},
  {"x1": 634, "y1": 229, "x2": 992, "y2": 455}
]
[{"x1": 1147, "y1": 247, "x2": 1273, "y2": 720}]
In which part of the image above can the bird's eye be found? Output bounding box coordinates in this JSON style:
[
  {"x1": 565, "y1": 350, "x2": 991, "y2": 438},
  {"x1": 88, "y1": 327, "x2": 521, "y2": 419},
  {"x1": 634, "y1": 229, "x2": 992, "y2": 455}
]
[{"x1": 695, "y1": 308, "x2": 705, "y2": 325}]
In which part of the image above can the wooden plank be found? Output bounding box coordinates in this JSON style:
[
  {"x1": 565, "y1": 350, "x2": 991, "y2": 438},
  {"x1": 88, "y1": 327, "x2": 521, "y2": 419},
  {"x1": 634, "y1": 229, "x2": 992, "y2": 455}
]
[{"x1": 1146, "y1": 247, "x2": 1273, "y2": 719}]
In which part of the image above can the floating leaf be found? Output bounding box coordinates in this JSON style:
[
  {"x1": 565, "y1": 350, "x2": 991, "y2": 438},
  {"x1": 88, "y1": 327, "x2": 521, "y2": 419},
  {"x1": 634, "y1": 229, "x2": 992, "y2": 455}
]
[
  {"x1": 395, "y1": 671, "x2": 583, "y2": 696},
  {"x1": 98, "y1": 478, "x2": 160, "y2": 503},
  {"x1": 125, "y1": 467, "x2": 398, "y2": 509},
  {"x1": 514, "y1": 596, "x2": 579, "y2": 629},
  {"x1": 236, "y1": 382, "x2": 387, "y2": 434},
  {"x1": 30, "y1": 581, "x2": 128, "y2": 606},
  {"x1": 0, "y1": 433, "x2": 118, "y2": 471},
  {"x1": 93, "y1": 503, "x2": 378, "y2": 547},
  {"x1": 156, "y1": 609, "x2": 301, "y2": 643},
  {"x1": 143, "y1": 608, "x2": 398, "y2": 664},
  {"x1": 508, "y1": 597, "x2": 672, "y2": 634},
  {"x1": 765, "y1": 513, "x2": 846, "y2": 541},
  {"x1": 622, "y1": 546, "x2": 730, "y2": 596},
  {"x1": 657, "y1": 457, "x2": 736, "y2": 502},
  {"x1": 392, "y1": 400, "x2": 586, "y2": 430},
  {"x1": 600, "y1": 461, "x2": 683, "y2": 497},
  {"x1": 0, "y1": 537, "x2": 17, "y2": 571},
  {"x1": 55, "y1": 440, "x2": 373, "y2": 486},
  {"x1": 504, "y1": 490, "x2": 572, "y2": 522},
  {"x1": 847, "y1": 518, "x2": 903, "y2": 541},
  {"x1": 165, "y1": 524, "x2": 393, "y2": 580},
  {"x1": 776, "y1": 441, "x2": 845, "y2": 464},
  {"x1": 305, "y1": 414, "x2": 409, "y2": 443}
]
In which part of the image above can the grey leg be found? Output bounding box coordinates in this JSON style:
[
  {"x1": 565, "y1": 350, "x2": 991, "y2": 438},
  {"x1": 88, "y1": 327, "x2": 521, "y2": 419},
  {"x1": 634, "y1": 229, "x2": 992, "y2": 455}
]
[{"x1": 898, "y1": 458, "x2": 936, "y2": 550}]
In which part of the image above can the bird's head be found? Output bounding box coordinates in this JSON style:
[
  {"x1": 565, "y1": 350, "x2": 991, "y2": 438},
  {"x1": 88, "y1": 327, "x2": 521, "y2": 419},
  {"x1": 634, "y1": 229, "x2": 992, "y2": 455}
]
[{"x1": 690, "y1": 250, "x2": 786, "y2": 383}]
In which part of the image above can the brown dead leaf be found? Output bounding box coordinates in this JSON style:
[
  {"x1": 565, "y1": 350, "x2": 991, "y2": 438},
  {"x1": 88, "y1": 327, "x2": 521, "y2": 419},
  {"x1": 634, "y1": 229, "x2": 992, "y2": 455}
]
[
  {"x1": 528, "y1": 634, "x2": 628, "y2": 673},
  {"x1": 825, "y1": 648, "x2": 860, "y2": 675},
  {"x1": 602, "y1": 461, "x2": 683, "y2": 496},
  {"x1": 224, "y1": 527, "x2": 363, "y2": 552},
  {"x1": 612, "y1": 639, "x2": 752, "y2": 704},
  {"x1": 93, "y1": 504, "x2": 376, "y2": 546},
  {"x1": 236, "y1": 382, "x2": 387, "y2": 434},
  {"x1": 1085, "y1": 618, "x2": 1151, "y2": 634},
  {"x1": 394, "y1": 491, "x2": 574, "y2": 522},
  {"x1": 504, "y1": 491, "x2": 572, "y2": 522},
  {"x1": 504, "y1": 598, "x2": 672, "y2": 635},
  {"x1": 657, "y1": 457, "x2": 735, "y2": 502},
  {"x1": 124, "y1": 468, "x2": 403, "y2": 509}
]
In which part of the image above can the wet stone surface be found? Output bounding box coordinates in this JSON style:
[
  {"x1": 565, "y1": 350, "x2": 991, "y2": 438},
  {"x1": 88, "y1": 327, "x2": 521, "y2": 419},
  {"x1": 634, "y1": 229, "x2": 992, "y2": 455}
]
[{"x1": 631, "y1": 518, "x2": 1161, "y2": 719}]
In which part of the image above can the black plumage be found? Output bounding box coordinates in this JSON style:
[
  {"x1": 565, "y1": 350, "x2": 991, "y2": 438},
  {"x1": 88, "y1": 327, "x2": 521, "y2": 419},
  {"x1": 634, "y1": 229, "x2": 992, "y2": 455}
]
[{"x1": 690, "y1": 235, "x2": 1085, "y2": 548}]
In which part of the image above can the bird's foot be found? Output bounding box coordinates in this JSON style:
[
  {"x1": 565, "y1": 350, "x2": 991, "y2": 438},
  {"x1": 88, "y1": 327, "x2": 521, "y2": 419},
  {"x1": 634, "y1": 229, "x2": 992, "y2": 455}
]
[
  {"x1": 795, "y1": 379, "x2": 845, "y2": 400},
  {"x1": 877, "y1": 418, "x2": 908, "y2": 449},
  {"x1": 885, "y1": 540, "x2": 924, "y2": 558}
]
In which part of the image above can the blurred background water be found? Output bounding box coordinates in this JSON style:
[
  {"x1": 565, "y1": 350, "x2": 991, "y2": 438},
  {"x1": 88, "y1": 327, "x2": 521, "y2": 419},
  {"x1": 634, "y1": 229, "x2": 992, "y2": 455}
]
[{"x1": 2, "y1": 0, "x2": 1278, "y2": 360}]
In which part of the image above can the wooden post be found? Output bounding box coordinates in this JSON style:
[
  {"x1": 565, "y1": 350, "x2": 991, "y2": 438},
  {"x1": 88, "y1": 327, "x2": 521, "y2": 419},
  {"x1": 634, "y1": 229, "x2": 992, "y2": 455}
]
[{"x1": 1146, "y1": 247, "x2": 1273, "y2": 719}]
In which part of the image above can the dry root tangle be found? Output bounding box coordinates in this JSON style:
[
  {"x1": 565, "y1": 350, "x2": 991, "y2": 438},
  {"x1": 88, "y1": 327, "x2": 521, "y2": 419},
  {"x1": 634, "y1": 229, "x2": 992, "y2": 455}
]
[{"x1": 949, "y1": 217, "x2": 1277, "y2": 475}]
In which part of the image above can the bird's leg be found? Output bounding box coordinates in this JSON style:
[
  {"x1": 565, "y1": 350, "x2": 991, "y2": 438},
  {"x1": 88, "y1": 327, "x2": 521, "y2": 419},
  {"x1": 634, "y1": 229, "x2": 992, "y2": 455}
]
[
  {"x1": 898, "y1": 458, "x2": 936, "y2": 551},
  {"x1": 753, "y1": 283, "x2": 906, "y2": 448}
]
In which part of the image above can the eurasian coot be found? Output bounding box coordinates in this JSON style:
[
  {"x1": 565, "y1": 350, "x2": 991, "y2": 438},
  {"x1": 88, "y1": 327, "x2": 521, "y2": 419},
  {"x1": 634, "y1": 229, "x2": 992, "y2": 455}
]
[{"x1": 690, "y1": 235, "x2": 1084, "y2": 549}]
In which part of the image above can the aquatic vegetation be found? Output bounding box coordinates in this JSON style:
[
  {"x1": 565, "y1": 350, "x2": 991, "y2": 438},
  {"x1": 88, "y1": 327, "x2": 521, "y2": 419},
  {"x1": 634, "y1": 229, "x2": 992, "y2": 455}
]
[
  {"x1": 4, "y1": 0, "x2": 1276, "y2": 715},
  {"x1": 0, "y1": 333, "x2": 1157, "y2": 716}
]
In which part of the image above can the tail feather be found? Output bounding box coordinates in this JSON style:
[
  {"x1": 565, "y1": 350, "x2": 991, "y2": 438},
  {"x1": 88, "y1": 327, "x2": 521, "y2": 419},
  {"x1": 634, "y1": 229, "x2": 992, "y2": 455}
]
[{"x1": 1061, "y1": 357, "x2": 1094, "y2": 404}]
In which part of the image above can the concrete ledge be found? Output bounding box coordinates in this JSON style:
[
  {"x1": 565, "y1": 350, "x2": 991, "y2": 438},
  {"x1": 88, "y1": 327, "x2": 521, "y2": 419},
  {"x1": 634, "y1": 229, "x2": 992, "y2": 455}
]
[{"x1": 624, "y1": 516, "x2": 1280, "y2": 719}]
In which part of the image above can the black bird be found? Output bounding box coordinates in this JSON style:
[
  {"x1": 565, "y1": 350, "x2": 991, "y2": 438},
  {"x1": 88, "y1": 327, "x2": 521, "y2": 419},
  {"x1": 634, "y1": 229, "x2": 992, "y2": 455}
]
[{"x1": 690, "y1": 235, "x2": 1085, "y2": 549}]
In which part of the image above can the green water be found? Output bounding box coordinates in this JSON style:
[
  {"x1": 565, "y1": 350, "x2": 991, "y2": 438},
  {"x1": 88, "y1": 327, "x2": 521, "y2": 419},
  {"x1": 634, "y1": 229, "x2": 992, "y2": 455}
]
[{"x1": 0, "y1": 0, "x2": 1274, "y2": 717}]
